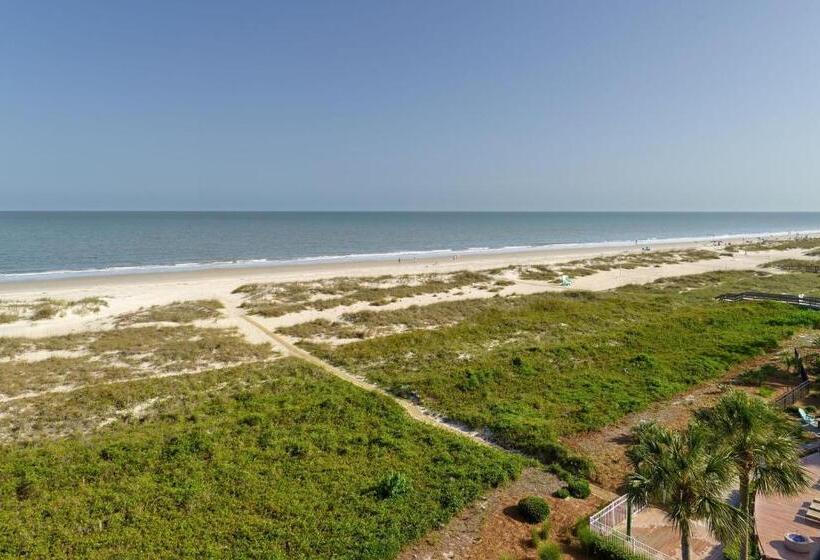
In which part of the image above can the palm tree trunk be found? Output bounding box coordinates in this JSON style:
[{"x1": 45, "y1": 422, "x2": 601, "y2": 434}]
[
  {"x1": 626, "y1": 497, "x2": 633, "y2": 537},
  {"x1": 680, "y1": 523, "x2": 691, "y2": 560},
  {"x1": 739, "y1": 471, "x2": 751, "y2": 560}
]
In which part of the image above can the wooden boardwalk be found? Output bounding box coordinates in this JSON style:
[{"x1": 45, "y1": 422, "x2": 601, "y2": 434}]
[
  {"x1": 717, "y1": 292, "x2": 820, "y2": 310},
  {"x1": 755, "y1": 452, "x2": 820, "y2": 560}
]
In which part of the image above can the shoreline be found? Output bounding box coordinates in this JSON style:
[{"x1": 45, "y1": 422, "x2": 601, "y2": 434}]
[{"x1": 1, "y1": 230, "x2": 814, "y2": 293}]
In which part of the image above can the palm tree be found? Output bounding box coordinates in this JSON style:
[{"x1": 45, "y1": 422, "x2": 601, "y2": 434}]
[
  {"x1": 625, "y1": 422, "x2": 741, "y2": 560},
  {"x1": 696, "y1": 391, "x2": 810, "y2": 560}
]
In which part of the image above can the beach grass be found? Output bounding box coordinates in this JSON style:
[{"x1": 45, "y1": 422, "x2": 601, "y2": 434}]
[
  {"x1": 235, "y1": 271, "x2": 494, "y2": 317},
  {"x1": 0, "y1": 325, "x2": 274, "y2": 399},
  {"x1": 0, "y1": 297, "x2": 107, "y2": 324},
  {"x1": 518, "y1": 248, "x2": 720, "y2": 283},
  {"x1": 115, "y1": 299, "x2": 224, "y2": 325},
  {"x1": 762, "y1": 258, "x2": 820, "y2": 273},
  {"x1": 306, "y1": 271, "x2": 820, "y2": 466},
  {"x1": 725, "y1": 236, "x2": 820, "y2": 253},
  {"x1": 0, "y1": 359, "x2": 525, "y2": 559}
]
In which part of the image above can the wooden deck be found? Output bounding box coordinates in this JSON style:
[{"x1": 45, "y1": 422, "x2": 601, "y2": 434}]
[
  {"x1": 755, "y1": 452, "x2": 820, "y2": 559},
  {"x1": 617, "y1": 507, "x2": 723, "y2": 559}
]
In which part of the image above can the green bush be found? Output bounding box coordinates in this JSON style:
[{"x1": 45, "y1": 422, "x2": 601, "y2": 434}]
[
  {"x1": 553, "y1": 487, "x2": 570, "y2": 499},
  {"x1": 537, "y1": 541, "x2": 562, "y2": 560},
  {"x1": 575, "y1": 518, "x2": 649, "y2": 560},
  {"x1": 375, "y1": 471, "x2": 410, "y2": 499},
  {"x1": 567, "y1": 478, "x2": 591, "y2": 499},
  {"x1": 518, "y1": 496, "x2": 550, "y2": 523},
  {"x1": 531, "y1": 522, "x2": 550, "y2": 547}
]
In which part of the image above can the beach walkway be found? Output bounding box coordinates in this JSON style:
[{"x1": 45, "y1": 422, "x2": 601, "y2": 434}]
[{"x1": 230, "y1": 303, "x2": 623, "y2": 501}]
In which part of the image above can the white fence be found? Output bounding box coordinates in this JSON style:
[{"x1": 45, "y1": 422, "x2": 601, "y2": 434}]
[{"x1": 589, "y1": 494, "x2": 677, "y2": 560}]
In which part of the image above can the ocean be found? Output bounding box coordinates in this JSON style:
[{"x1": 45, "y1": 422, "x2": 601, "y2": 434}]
[{"x1": 2, "y1": 211, "x2": 820, "y2": 281}]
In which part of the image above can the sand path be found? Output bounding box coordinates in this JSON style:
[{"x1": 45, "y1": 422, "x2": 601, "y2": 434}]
[{"x1": 228, "y1": 300, "x2": 620, "y2": 501}]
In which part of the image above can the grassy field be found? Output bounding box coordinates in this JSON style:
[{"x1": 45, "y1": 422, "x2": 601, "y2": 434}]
[
  {"x1": 306, "y1": 271, "x2": 820, "y2": 468},
  {"x1": 0, "y1": 359, "x2": 525, "y2": 559}
]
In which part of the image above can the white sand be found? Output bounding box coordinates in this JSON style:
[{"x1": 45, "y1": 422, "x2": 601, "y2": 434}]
[{"x1": 0, "y1": 237, "x2": 809, "y2": 341}]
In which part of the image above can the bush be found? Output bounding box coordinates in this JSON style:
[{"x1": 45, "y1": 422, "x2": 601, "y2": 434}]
[
  {"x1": 553, "y1": 487, "x2": 570, "y2": 499},
  {"x1": 567, "y1": 478, "x2": 591, "y2": 499},
  {"x1": 518, "y1": 496, "x2": 550, "y2": 523},
  {"x1": 537, "y1": 541, "x2": 561, "y2": 560},
  {"x1": 575, "y1": 517, "x2": 648, "y2": 560},
  {"x1": 531, "y1": 522, "x2": 550, "y2": 547},
  {"x1": 375, "y1": 471, "x2": 410, "y2": 499}
]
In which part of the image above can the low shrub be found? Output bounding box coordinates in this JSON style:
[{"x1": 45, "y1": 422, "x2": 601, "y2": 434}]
[
  {"x1": 575, "y1": 518, "x2": 649, "y2": 560},
  {"x1": 518, "y1": 496, "x2": 550, "y2": 523},
  {"x1": 537, "y1": 541, "x2": 562, "y2": 560},
  {"x1": 531, "y1": 522, "x2": 550, "y2": 547},
  {"x1": 553, "y1": 487, "x2": 570, "y2": 499},
  {"x1": 375, "y1": 471, "x2": 410, "y2": 499},
  {"x1": 567, "y1": 478, "x2": 591, "y2": 499}
]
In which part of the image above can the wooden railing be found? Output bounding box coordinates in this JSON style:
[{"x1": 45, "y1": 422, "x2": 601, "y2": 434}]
[
  {"x1": 717, "y1": 291, "x2": 820, "y2": 310},
  {"x1": 717, "y1": 292, "x2": 820, "y2": 307},
  {"x1": 773, "y1": 379, "x2": 812, "y2": 408}
]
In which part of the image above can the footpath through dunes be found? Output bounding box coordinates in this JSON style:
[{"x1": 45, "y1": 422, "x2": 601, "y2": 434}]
[
  {"x1": 235, "y1": 306, "x2": 617, "y2": 500},
  {"x1": 0, "y1": 359, "x2": 530, "y2": 559},
  {"x1": 283, "y1": 270, "x2": 820, "y2": 479}
]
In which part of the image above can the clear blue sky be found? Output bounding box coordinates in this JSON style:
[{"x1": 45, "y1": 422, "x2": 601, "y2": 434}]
[{"x1": 1, "y1": 1, "x2": 818, "y2": 211}]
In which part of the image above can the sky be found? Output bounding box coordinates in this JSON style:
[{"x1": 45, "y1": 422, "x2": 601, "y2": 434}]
[{"x1": 1, "y1": 1, "x2": 818, "y2": 211}]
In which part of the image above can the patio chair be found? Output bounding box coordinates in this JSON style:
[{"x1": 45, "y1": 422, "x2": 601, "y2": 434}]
[
  {"x1": 798, "y1": 408, "x2": 818, "y2": 428},
  {"x1": 810, "y1": 499, "x2": 820, "y2": 512},
  {"x1": 803, "y1": 508, "x2": 820, "y2": 524},
  {"x1": 560, "y1": 275, "x2": 572, "y2": 288}
]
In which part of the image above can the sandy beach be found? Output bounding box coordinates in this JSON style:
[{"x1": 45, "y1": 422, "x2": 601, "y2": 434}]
[{"x1": 0, "y1": 235, "x2": 809, "y2": 342}]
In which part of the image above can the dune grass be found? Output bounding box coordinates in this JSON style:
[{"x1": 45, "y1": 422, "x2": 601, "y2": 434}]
[
  {"x1": 762, "y1": 258, "x2": 820, "y2": 273},
  {"x1": 0, "y1": 359, "x2": 525, "y2": 559},
  {"x1": 115, "y1": 299, "x2": 224, "y2": 325},
  {"x1": 0, "y1": 297, "x2": 107, "y2": 324},
  {"x1": 235, "y1": 271, "x2": 494, "y2": 317},
  {"x1": 518, "y1": 249, "x2": 719, "y2": 283},
  {"x1": 726, "y1": 236, "x2": 820, "y2": 252},
  {"x1": 307, "y1": 271, "x2": 820, "y2": 466},
  {"x1": 0, "y1": 325, "x2": 274, "y2": 399}
]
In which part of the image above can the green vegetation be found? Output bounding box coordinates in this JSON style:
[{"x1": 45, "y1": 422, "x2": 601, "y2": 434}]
[
  {"x1": 552, "y1": 487, "x2": 570, "y2": 499},
  {"x1": 116, "y1": 299, "x2": 224, "y2": 325},
  {"x1": 530, "y1": 522, "x2": 550, "y2": 547},
  {"x1": 279, "y1": 297, "x2": 506, "y2": 341},
  {"x1": 309, "y1": 271, "x2": 820, "y2": 469},
  {"x1": 726, "y1": 236, "x2": 820, "y2": 252},
  {"x1": 575, "y1": 518, "x2": 649, "y2": 560},
  {"x1": 762, "y1": 258, "x2": 820, "y2": 273},
  {"x1": 518, "y1": 496, "x2": 550, "y2": 523},
  {"x1": 537, "y1": 541, "x2": 561, "y2": 560},
  {"x1": 567, "y1": 478, "x2": 590, "y2": 499},
  {"x1": 235, "y1": 271, "x2": 494, "y2": 317},
  {"x1": 0, "y1": 297, "x2": 107, "y2": 323},
  {"x1": 519, "y1": 249, "x2": 720, "y2": 283},
  {"x1": 0, "y1": 325, "x2": 273, "y2": 399},
  {"x1": 0, "y1": 359, "x2": 525, "y2": 559}
]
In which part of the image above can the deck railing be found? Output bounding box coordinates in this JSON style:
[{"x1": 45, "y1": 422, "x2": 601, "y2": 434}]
[{"x1": 589, "y1": 495, "x2": 677, "y2": 560}]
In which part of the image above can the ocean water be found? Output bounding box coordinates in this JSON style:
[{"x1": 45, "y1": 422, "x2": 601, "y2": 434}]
[{"x1": 1, "y1": 211, "x2": 820, "y2": 281}]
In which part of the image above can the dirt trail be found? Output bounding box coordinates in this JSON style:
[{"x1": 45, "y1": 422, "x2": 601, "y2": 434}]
[{"x1": 232, "y1": 305, "x2": 618, "y2": 502}]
